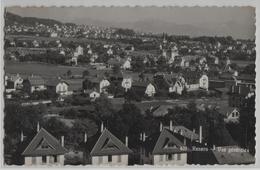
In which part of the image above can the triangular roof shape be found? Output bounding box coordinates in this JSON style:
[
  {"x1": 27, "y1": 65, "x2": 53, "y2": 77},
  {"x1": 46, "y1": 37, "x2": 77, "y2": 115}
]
[
  {"x1": 90, "y1": 129, "x2": 133, "y2": 156},
  {"x1": 152, "y1": 128, "x2": 186, "y2": 155},
  {"x1": 22, "y1": 128, "x2": 67, "y2": 156}
]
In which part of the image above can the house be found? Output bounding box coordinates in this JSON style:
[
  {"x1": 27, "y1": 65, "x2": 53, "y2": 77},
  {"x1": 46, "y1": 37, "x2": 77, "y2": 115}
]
[
  {"x1": 107, "y1": 48, "x2": 113, "y2": 55},
  {"x1": 22, "y1": 128, "x2": 67, "y2": 166},
  {"x1": 199, "y1": 74, "x2": 209, "y2": 91},
  {"x1": 184, "y1": 71, "x2": 209, "y2": 92},
  {"x1": 224, "y1": 108, "x2": 240, "y2": 123},
  {"x1": 169, "y1": 75, "x2": 185, "y2": 95},
  {"x1": 5, "y1": 73, "x2": 23, "y2": 93},
  {"x1": 45, "y1": 78, "x2": 70, "y2": 96},
  {"x1": 229, "y1": 84, "x2": 253, "y2": 107},
  {"x1": 89, "y1": 91, "x2": 101, "y2": 100},
  {"x1": 50, "y1": 32, "x2": 58, "y2": 37},
  {"x1": 121, "y1": 78, "x2": 132, "y2": 92},
  {"x1": 145, "y1": 83, "x2": 156, "y2": 97},
  {"x1": 100, "y1": 79, "x2": 111, "y2": 93},
  {"x1": 140, "y1": 126, "x2": 189, "y2": 166},
  {"x1": 76, "y1": 45, "x2": 84, "y2": 56},
  {"x1": 122, "y1": 58, "x2": 131, "y2": 70},
  {"x1": 23, "y1": 75, "x2": 46, "y2": 93},
  {"x1": 90, "y1": 129, "x2": 133, "y2": 166}
]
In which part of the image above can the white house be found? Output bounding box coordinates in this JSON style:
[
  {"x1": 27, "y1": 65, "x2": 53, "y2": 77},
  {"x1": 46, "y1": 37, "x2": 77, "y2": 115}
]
[
  {"x1": 121, "y1": 78, "x2": 132, "y2": 92},
  {"x1": 5, "y1": 73, "x2": 23, "y2": 92},
  {"x1": 50, "y1": 32, "x2": 58, "y2": 37},
  {"x1": 224, "y1": 108, "x2": 240, "y2": 123},
  {"x1": 199, "y1": 74, "x2": 209, "y2": 91},
  {"x1": 99, "y1": 79, "x2": 110, "y2": 93},
  {"x1": 121, "y1": 59, "x2": 131, "y2": 70},
  {"x1": 75, "y1": 45, "x2": 84, "y2": 56},
  {"x1": 56, "y1": 81, "x2": 70, "y2": 96},
  {"x1": 22, "y1": 128, "x2": 67, "y2": 166},
  {"x1": 90, "y1": 129, "x2": 133, "y2": 166},
  {"x1": 90, "y1": 91, "x2": 101, "y2": 100},
  {"x1": 145, "y1": 83, "x2": 156, "y2": 97},
  {"x1": 107, "y1": 48, "x2": 113, "y2": 56},
  {"x1": 169, "y1": 81, "x2": 184, "y2": 95},
  {"x1": 152, "y1": 128, "x2": 188, "y2": 166}
]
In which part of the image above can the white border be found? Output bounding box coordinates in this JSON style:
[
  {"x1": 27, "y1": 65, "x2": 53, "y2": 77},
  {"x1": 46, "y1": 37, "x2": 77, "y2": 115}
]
[{"x1": 1, "y1": 0, "x2": 259, "y2": 169}]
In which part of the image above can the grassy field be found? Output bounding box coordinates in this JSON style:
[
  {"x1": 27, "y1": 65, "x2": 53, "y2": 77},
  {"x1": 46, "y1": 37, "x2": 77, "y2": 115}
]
[{"x1": 5, "y1": 61, "x2": 88, "y2": 78}]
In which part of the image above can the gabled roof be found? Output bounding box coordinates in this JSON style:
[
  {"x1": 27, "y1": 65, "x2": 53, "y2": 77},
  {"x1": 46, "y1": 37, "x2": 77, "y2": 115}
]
[
  {"x1": 22, "y1": 128, "x2": 67, "y2": 156},
  {"x1": 45, "y1": 78, "x2": 68, "y2": 87},
  {"x1": 90, "y1": 129, "x2": 132, "y2": 156},
  {"x1": 152, "y1": 128, "x2": 186, "y2": 155},
  {"x1": 172, "y1": 126, "x2": 199, "y2": 141},
  {"x1": 27, "y1": 75, "x2": 45, "y2": 86}
]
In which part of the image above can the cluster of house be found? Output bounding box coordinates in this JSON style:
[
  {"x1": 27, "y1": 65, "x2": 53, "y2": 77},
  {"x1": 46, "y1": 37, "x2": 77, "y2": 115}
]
[
  {"x1": 5, "y1": 17, "x2": 118, "y2": 40},
  {"x1": 19, "y1": 121, "x2": 255, "y2": 166}
]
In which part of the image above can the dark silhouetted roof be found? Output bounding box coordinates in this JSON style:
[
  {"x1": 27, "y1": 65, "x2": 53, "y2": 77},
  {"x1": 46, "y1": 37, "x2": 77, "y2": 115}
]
[
  {"x1": 22, "y1": 128, "x2": 67, "y2": 156},
  {"x1": 152, "y1": 128, "x2": 186, "y2": 155},
  {"x1": 27, "y1": 75, "x2": 45, "y2": 86},
  {"x1": 90, "y1": 129, "x2": 132, "y2": 156}
]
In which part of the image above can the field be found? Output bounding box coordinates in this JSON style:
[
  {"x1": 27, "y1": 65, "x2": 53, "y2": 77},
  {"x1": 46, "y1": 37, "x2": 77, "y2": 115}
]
[{"x1": 5, "y1": 61, "x2": 88, "y2": 78}]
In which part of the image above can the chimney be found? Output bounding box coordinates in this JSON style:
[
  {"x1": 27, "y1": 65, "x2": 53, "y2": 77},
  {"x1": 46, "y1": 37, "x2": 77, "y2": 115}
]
[
  {"x1": 125, "y1": 136, "x2": 128, "y2": 147},
  {"x1": 101, "y1": 122, "x2": 104, "y2": 132},
  {"x1": 37, "y1": 122, "x2": 40, "y2": 132},
  {"x1": 140, "y1": 133, "x2": 143, "y2": 141},
  {"x1": 191, "y1": 129, "x2": 195, "y2": 141},
  {"x1": 21, "y1": 131, "x2": 24, "y2": 142},
  {"x1": 84, "y1": 132, "x2": 88, "y2": 143},
  {"x1": 61, "y1": 136, "x2": 64, "y2": 147},
  {"x1": 170, "y1": 120, "x2": 173, "y2": 131},
  {"x1": 183, "y1": 138, "x2": 187, "y2": 145},
  {"x1": 142, "y1": 132, "x2": 146, "y2": 142},
  {"x1": 160, "y1": 122, "x2": 163, "y2": 132},
  {"x1": 199, "y1": 126, "x2": 202, "y2": 143}
]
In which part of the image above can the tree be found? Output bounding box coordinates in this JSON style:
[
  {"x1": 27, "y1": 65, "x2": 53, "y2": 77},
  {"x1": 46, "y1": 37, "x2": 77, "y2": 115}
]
[
  {"x1": 82, "y1": 70, "x2": 90, "y2": 77},
  {"x1": 93, "y1": 96, "x2": 115, "y2": 120},
  {"x1": 112, "y1": 64, "x2": 121, "y2": 74},
  {"x1": 110, "y1": 103, "x2": 144, "y2": 147}
]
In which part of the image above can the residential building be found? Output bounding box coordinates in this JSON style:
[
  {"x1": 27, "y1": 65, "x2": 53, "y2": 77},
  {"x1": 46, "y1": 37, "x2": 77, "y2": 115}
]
[
  {"x1": 22, "y1": 128, "x2": 67, "y2": 166},
  {"x1": 145, "y1": 83, "x2": 156, "y2": 97},
  {"x1": 224, "y1": 108, "x2": 240, "y2": 123},
  {"x1": 90, "y1": 129, "x2": 133, "y2": 166},
  {"x1": 22, "y1": 75, "x2": 46, "y2": 93}
]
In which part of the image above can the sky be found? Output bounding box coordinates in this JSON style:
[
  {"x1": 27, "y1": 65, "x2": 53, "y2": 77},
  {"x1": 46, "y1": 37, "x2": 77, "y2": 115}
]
[{"x1": 6, "y1": 6, "x2": 255, "y2": 39}]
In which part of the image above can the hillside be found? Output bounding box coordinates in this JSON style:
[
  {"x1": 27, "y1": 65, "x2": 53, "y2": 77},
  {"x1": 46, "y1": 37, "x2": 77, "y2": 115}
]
[{"x1": 5, "y1": 12, "x2": 75, "y2": 26}]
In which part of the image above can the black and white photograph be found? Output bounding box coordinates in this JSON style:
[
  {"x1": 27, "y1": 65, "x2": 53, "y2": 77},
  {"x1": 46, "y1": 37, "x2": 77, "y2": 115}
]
[{"x1": 1, "y1": 4, "x2": 257, "y2": 167}]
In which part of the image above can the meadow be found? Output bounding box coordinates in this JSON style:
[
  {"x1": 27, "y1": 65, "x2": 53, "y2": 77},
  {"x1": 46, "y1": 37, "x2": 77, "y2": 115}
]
[{"x1": 5, "y1": 61, "x2": 88, "y2": 78}]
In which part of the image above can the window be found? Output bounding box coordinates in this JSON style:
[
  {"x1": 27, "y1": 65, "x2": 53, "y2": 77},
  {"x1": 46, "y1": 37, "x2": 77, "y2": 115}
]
[
  {"x1": 177, "y1": 154, "x2": 181, "y2": 160},
  {"x1": 42, "y1": 156, "x2": 47, "y2": 164},
  {"x1": 159, "y1": 155, "x2": 163, "y2": 162},
  {"x1": 98, "y1": 156, "x2": 103, "y2": 164},
  {"x1": 32, "y1": 157, "x2": 36, "y2": 164},
  {"x1": 167, "y1": 154, "x2": 173, "y2": 161},
  {"x1": 54, "y1": 155, "x2": 58, "y2": 163},
  {"x1": 118, "y1": 155, "x2": 121, "y2": 163},
  {"x1": 232, "y1": 113, "x2": 235, "y2": 117},
  {"x1": 108, "y1": 155, "x2": 112, "y2": 162}
]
